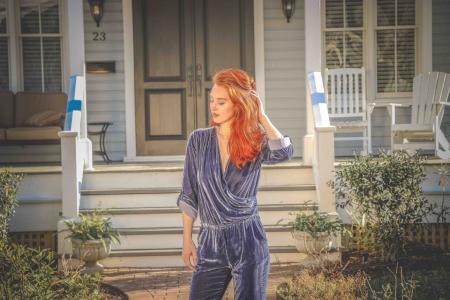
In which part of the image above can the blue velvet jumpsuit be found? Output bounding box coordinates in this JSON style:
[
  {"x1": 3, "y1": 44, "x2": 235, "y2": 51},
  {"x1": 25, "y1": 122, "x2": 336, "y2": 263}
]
[{"x1": 177, "y1": 126, "x2": 294, "y2": 300}]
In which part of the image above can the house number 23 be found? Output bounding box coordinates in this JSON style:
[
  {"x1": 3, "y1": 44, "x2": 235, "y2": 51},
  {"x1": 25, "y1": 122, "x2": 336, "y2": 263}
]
[{"x1": 93, "y1": 32, "x2": 106, "y2": 41}]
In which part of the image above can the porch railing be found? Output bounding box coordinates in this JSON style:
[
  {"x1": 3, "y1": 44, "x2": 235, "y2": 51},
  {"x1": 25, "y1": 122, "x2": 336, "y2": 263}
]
[
  {"x1": 57, "y1": 75, "x2": 93, "y2": 259},
  {"x1": 306, "y1": 72, "x2": 336, "y2": 214}
]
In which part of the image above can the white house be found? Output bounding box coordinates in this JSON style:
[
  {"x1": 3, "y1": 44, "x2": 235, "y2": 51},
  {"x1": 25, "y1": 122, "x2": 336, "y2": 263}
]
[{"x1": 1, "y1": 0, "x2": 449, "y2": 268}]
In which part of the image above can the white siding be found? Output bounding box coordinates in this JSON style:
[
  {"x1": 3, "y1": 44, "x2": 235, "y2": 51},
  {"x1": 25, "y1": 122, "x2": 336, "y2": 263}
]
[
  {"x1": 264, "y1": 0, "x2": 305, "y2": 158},
  {"x1": 84, "y1": 0, "x2": 126, "y2": 162}
]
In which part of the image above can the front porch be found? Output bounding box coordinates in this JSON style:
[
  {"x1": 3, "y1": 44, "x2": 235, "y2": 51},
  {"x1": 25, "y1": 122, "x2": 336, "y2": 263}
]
[{"x1": 6, "y1": 155, "x2": 449, "y2": 268}]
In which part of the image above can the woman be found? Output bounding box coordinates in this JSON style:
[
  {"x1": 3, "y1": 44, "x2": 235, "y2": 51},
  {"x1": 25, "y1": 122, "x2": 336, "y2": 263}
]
[{"x1": 177, "y1": 68, "x2": 294, "y2": 299}]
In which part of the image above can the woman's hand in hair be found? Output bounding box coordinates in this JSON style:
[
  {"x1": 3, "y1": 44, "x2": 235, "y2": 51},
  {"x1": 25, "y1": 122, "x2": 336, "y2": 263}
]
[{"x1": 250, "y1": 90, "x2": 266, "y2": 123}]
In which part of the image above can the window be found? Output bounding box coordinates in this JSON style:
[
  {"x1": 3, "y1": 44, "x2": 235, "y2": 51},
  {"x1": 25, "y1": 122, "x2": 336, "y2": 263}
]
[
  {"x1": 0, "y1": 0, "x2": 63, "y2": 92},
  {"x1": 20, "y1": 0, "x2": 62, "y2": 92},
  {"x1": 376, "y1": 0, "x2": 416, "y2": 93},
  {"x1": 0, "y1": 0, "x2": 8, "y2": 90},
  {"x1": 324, "y1": 0, "x2": 364, "y2": 69}
]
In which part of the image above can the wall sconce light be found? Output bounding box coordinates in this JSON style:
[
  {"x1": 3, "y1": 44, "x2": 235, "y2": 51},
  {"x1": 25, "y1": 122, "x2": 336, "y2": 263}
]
[
  {"x1": 88, "y1": 0, "x2": 104, "y2": 27},
  {"x1": 281, "y1": 0, "x2": 296, "y2": 23}
]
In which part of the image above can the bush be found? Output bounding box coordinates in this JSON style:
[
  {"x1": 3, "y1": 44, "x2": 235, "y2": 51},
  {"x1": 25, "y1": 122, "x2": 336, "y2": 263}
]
[
  {"x1": 0, "y1": 170, "x2": 23, "y2": 242},
  {"x1": 286, "y1": 211, "x2": 342, "y2": 239},
  {"x1": 330, "y1": 150, "x2": 433, "y2": 262},
  {"x1": 0, "y1": 169, "x2": 107, "y2": 299},
  {"x1": 0, "y1": 239, "x2": 105, "y2": 299},
  {"x1": 63, "y1": 209, "x2": 120, "y2": 244}
]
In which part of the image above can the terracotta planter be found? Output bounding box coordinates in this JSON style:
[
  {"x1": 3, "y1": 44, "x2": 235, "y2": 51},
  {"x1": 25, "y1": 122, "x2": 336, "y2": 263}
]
[
  {"x1": 71, "y1": 238, "x2": 111, "y2": 274},
  {"x1": 291, "y1": 229, "x2": 331, "y2": 254}
]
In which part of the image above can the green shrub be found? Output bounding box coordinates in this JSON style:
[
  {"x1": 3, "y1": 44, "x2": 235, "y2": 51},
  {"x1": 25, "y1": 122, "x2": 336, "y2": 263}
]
[
  {"x1": 330, "y1": 150, "x2": 433, "y2": 262},
  {"x1": 285, "y1": 211, "x2": 343, "y2": 239},
  {"x1": 0, "y1": 170, "x2": 23, "y2": 242},
  {"x1": 63, "y1": 209, "x2": 120, "y2": 245},
  {"x1": 0, "y1": 169, "x2": 107, "y2": 299},
  {"x1": 0, "y1": 239, "x2": 105, "y2": 299}
]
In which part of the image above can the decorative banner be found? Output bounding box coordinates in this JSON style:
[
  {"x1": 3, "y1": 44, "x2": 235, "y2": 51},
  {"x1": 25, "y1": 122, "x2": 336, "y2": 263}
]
[
  {"x1": 307, "y1": 72, "x2": 330, "y2": 127},
  {"x1": 64, "y1": 75, "x2": 84, "y2": 132}
]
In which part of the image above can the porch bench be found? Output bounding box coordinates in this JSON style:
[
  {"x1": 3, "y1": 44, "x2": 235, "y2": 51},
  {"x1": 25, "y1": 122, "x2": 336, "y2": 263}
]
[{"x1": 0, "y1": 91, "x2": 67, "y2": 145}]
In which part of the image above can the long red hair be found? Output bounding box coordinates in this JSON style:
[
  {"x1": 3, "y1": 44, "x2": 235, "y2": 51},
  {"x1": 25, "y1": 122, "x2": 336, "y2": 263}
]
[{"x1": 209, "y1": 68, "x2": 266, "y2": 170}]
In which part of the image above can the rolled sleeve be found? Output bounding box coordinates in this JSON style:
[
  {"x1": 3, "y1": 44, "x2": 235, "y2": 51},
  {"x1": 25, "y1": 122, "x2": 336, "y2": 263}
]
[
  {"x1": 176, "y1": 131, "x2": 199, "y2": 221},
  {"x1": 262, "y1": 135, "x2": 294, "y2": 164}
]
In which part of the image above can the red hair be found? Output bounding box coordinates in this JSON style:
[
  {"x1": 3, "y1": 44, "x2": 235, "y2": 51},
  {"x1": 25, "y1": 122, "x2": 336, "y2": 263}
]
[{"x1": 210, "y1": 68, "x2": 266, "y2": 170}]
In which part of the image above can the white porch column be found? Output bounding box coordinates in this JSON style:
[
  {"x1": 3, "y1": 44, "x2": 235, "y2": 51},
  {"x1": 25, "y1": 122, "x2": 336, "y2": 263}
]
[
  {"x1": 303, "y1": 0, "x2": 322, "y2": 165},
  {"x1": 123, "y1": 0, "x2": 137, "y2": 161},
  {"x1": 66, "y1": 0, "x2": 93, "y2": 169}
]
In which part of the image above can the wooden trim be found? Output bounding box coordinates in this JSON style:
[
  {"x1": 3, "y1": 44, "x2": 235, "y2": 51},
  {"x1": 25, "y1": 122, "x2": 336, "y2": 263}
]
[
  {"x1": 123, "y1": 0, "x2": 137, "y2": 160},
  {"x1": 253, "y1": 0, "x2": 265, "y2": 106},
  {"x1": 143, "y1": 89, "x2": 186, "y2": 140},
  {"x1": 142, "y1": 0, "x2": 185, "y2": 83},
  {"x1": 420, "y1": 0, "x2": 432, "y2": 73},
  {"x1": 0, "y1": 140, "x2": 61, "y2": 145}
]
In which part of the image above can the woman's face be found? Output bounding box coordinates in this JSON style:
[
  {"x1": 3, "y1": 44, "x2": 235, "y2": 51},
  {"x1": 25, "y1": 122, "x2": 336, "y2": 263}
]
[{"x1": 210, "y1": 84, "x2": 235, "y2": 125}]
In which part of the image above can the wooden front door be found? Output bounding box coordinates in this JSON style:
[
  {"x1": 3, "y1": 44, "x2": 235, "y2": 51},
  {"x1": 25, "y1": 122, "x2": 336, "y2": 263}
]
[{"x1": 133, "y1": 0, "x2": 254, "y2": 156}]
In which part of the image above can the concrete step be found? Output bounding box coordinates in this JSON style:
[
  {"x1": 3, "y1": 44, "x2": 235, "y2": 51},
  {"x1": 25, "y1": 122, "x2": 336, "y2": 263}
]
[
  {"x1": 79, "y1": 184, "x2": 316, "y2": 209},
  {"x1": 111, "y1": 225, "x2": 298, "y2": 250},
  {"x1": 101, "y1": 246, "x2": 315, "y2": 268},
  {"x1": 80, "y1": 203, "x2": 317, "y2": 229},
  {"x1": 82, "y1": 163, "x2": 314, "y2": 190}
]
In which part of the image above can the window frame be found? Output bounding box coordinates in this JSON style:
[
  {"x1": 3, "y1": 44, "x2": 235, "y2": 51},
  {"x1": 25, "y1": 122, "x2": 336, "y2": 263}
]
[
  {"x1": 321, "y1": 0, "x2": 426, "y2": 105},
  {"x1": 374, "y1": 0, "x2": 418, "y2": 99},
  {"x1": 321, "y1": 0, "x2": 365, "y2": 69},
  {"x1": 0, "y1": 0, "x2": 11, "y2": 90},
  {"x1": 3, "y1": 0, "x2": 66, "y2": 93}
]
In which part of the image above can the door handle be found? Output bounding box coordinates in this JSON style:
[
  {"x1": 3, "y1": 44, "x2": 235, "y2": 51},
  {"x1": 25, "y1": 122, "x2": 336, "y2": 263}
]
[
  {"x1": 187, "y1": 65, "x2": 194, "y2": 97},
  {"x1": 196, "y1": 64, "x2": 202, "y2": 97}
]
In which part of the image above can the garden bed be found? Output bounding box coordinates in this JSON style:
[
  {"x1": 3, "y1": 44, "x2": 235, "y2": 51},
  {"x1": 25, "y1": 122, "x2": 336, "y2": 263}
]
[{"x1": 276, "y1": 254, "x2": 450, "y2": 300}]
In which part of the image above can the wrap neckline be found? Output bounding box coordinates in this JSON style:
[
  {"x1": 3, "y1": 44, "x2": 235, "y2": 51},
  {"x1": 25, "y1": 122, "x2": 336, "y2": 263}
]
[{"x1": 213, "y1": 126, "x2": 231, "y2": 178}]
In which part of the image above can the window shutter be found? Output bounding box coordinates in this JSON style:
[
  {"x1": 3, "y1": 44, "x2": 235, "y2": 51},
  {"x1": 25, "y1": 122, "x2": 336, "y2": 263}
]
[
  {"x1": 22, "y1": 37, "x2": 42, "y2": 91},
  {"x1": 0, "y1": 0, "x2": 6, "y2": 33},
  {"x1": 324, "y1": 0, "x2": 363, "y2": 69},
  {"x1": 397, "y1": 29, "x2": 415, "y2": 92},
  {"x1": 0, "y1": 0, "x2": 8, "y2": 90},
  {"x1": 43, "y1": 37, "x2": 61, "y2": 91},
  {"x1": 41, "y1": 0, "x2": 59, "y2": 33},
  {"x1": 0, "y1": 37, "x2": 8, "y2": 90},
  {"x1": 326, "y1": 0, "x2": 344, "y2": 28},
  {"x1": 376, "y1": 0, "x2": 415, "y2": 93},
  {"x1": 346, "y1": 0, "x2": 363, "y2": 27},
  {"x1": 20, "y1": 0, "x2": 61, "y2": 92}
]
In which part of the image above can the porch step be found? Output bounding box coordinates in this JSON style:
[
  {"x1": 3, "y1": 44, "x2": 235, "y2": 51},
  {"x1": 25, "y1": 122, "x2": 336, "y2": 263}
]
[
  {"x1": 79, "y1": 203, "x2": 317, "y2": 228},
  {"x1": 79, "y1": 184, "x2": 316, "y2": 209},
  {"x1": 80, "y1": 161, "x2": 316, "y2": 267},
  {"x1": 100, "y1": 246, "x2": 313, "y2": 268},
  {"x1": 81, "y1": 163, "x2": 314, "y2": 190},
  {"x1": 112, "y1": 224, "x2": 300, "y2": 251}
]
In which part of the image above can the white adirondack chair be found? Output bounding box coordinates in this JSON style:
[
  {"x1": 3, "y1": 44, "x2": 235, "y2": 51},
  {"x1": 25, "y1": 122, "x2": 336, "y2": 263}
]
[
  {"x1": 324, "y1": 67, "x2": 375, "y2": 154},
  {"x1": 389, "y1": 72, "x2": 450, "y2": 159}
]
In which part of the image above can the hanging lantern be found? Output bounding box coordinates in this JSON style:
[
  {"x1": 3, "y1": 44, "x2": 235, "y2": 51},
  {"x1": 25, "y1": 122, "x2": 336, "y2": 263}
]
[
  {"x1": 88, "y1": 0, "x2": 104, "y2": 27},
  {"x1": 281, "y1": 0, "x2": 296, "y2": 23}
]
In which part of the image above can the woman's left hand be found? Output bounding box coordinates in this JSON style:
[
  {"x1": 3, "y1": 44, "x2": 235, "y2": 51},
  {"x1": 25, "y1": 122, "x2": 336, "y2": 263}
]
[{"x1": 251, "y1": 90, "x2": 266, "y2": 122}]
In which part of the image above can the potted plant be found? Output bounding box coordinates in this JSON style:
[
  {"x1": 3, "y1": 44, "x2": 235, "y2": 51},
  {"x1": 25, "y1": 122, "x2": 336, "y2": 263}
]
[
  {"x1": 279, "y1": 211, "x2": 343, "y2": 254},
  {"x1": 63, "y1": 209, "x2": 120, "y2": 274}
]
